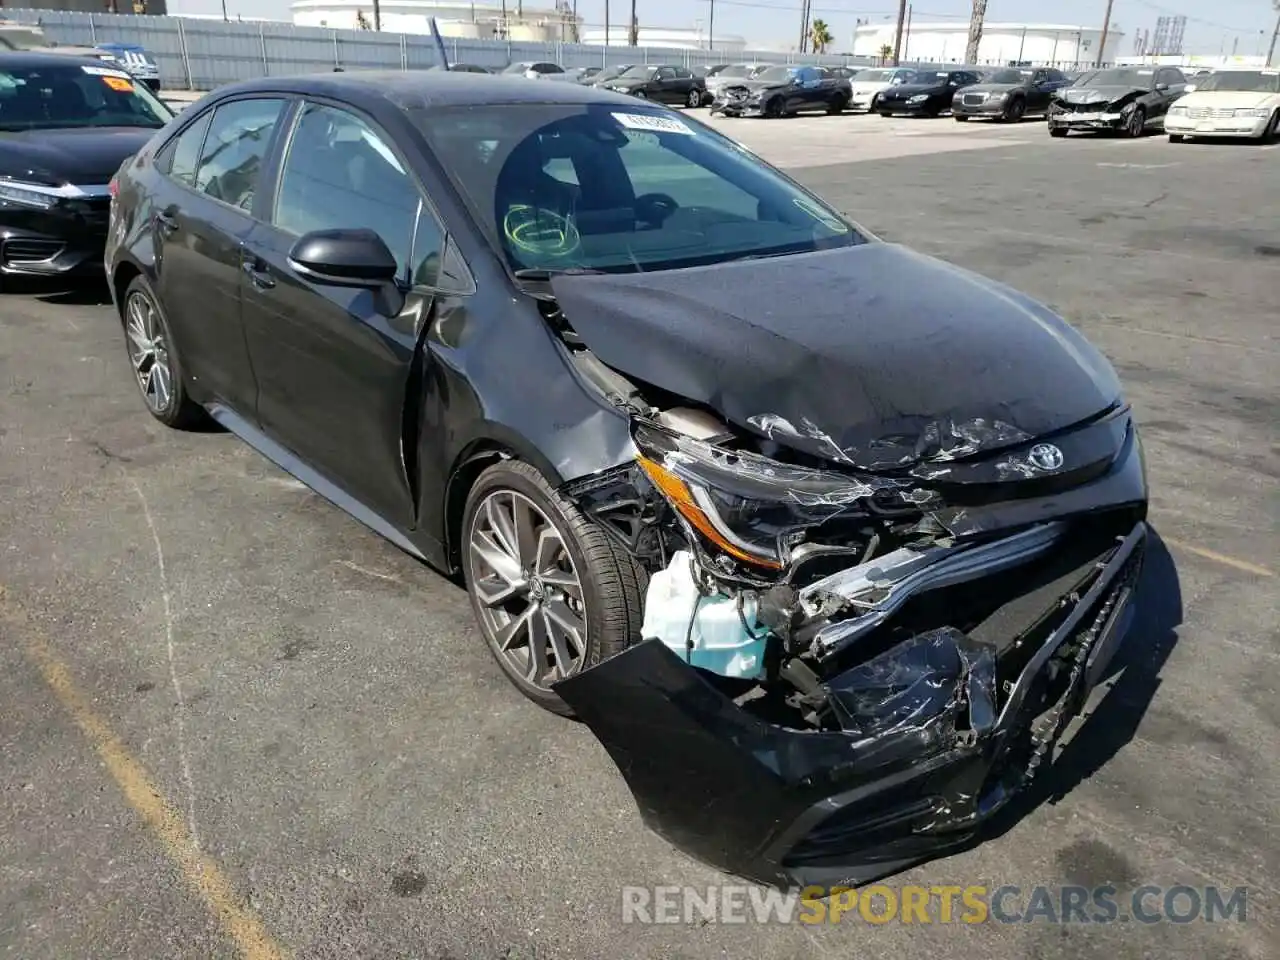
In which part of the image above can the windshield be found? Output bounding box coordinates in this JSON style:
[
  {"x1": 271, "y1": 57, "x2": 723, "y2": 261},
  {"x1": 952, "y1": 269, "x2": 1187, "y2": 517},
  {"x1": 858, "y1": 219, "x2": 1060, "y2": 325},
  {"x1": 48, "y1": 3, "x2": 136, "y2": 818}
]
[
  {"x1": 619, "y1": 65, "x2": 659, "y2": 79},
  {"x1": 1196, "y1": 70, "x2": 1280, "y2": 93},
  {"x1": 715, "y1": 64, "x2": 753, "y2": 79},
  {"x1": 755, "y1": 66, "x2": 796, "y2": 83},
  {"x1": 986, "y1": 69, "x2": 1031, "y2": 84},
  {"x1": 0, "y1": 62, "x2": 171, "y2": 131},
  {"x1": 1080, "y1": 68, "x2": 1152, "y2": 88},
  {"x1": 416, "y1": 104, "x2": 860, "y2": 275}
]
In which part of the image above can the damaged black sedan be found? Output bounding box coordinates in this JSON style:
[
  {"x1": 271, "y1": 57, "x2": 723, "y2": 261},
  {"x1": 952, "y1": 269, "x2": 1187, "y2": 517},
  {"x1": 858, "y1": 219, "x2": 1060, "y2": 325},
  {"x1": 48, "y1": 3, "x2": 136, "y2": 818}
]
[
  {"x1": 1048, "y1": 65, "x2": 1189, "y2": 137},
  {"x1": 107, "y1": 73, "x2": 1148, "y2": 890}
]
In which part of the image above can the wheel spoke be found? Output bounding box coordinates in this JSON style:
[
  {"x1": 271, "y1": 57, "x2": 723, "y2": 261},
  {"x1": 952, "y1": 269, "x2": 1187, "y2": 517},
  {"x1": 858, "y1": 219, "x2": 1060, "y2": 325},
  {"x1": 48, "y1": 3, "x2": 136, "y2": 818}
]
[
  {"x1": 525, "y1": 608, "x2": 551, "y2": 682},
  {"x1": 472, "y1": 572, "x2": 523, "y2": 609},
  {"x1": 534, "y1": 527, "x2": 563, "y2": 575},
  {"x1": 152, "y1": 358, "x2": 171, "y2": 409},
  {"x1": 493, "y1": 605, "x2": 534, "y2": 652},
  {"x1": 486, "y1": 495, "x2": 519, "y2": 563},
  {"x1": 544, "y1": 609, "x2": 576, "y2": 680},
  {"x1": 539, "y1": 569, "x2": 581, "y2": 602},
  {"x1": 512, "y1": 497, "x2": 540, "y2": 568},
  {"x1": 543, "y1": 599, "x2": 585, "y2": 656},
  {"x1": 471, "y1": 530, "x2": 522, "y2": 585}
]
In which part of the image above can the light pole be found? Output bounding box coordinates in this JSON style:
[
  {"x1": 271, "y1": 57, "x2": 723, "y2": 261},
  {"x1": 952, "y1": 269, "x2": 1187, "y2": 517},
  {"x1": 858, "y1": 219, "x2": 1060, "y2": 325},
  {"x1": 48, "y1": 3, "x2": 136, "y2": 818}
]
[{"x1": 1096, "y1": 0, "x2": 1115, "y2": 67}]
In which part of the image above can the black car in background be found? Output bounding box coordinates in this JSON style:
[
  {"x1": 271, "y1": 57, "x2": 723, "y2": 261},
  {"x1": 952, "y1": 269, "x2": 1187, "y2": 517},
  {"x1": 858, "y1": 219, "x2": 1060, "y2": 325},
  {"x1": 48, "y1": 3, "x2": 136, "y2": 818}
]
[
  {"x1": 429, "y1": 63, "x2": 493, "y2": 73},
  {"x1": 598, "y1": 63, "x2": 705, "y2": 107},
  {"x1": 712, "y1": 63, "x2": 851, "y2": 117},
  {"x1": 952, "y1": 66, "x2": 1070, "y2": 122},
  {"x1": 0, "y1": 51, "x2": 171, "y2": 285},
  {"x1": 1048, "y1": 66, "x2": 1189, "y2": 137},
  {"x1": 584, "y1": 63, "x2": 633, "y2": 86},
  {"x1": 106, "y1": 70, "x2": 1147, "y2": 890},
  {"x1": 876, "y1": 68, "x2": 984, "y2": 117}
]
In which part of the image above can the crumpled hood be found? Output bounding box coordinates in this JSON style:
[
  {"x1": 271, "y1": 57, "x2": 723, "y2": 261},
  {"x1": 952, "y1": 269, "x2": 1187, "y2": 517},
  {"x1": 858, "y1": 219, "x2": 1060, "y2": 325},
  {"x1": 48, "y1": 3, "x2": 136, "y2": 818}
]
[
  {"x1": 1057, "y1": 85, "x2": 1144, "y2": 105},
  {"x1": 0, "y1": 127, "x2": 154, "y2": 185},
  {"x1": 718, "y1": 78, "x2": 778, "y2": 94},
  {"x1": 549, "y1": 243, "x2": 1122, "y2": 470}
]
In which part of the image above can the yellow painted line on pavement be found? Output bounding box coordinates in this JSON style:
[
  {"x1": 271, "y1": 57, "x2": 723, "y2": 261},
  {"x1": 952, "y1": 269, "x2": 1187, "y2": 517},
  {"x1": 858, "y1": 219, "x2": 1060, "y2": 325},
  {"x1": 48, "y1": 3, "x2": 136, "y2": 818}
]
[
  {"x1": 1162, "y1": 537, "x2": 1275, "y2": 579},
  {"x1": 5, "y1": 591, "x2": 289, "y2": 960}
]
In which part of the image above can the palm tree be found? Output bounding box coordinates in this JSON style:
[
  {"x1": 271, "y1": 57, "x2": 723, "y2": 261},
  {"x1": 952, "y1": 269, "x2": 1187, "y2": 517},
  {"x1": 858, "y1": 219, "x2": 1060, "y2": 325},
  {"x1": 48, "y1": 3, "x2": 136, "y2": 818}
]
[
  {"x1": 809, "y1": 18, "x2": 833, "y2": 54},
  {"x1": 878, "y1": 43, "x2": 894, "y2": 65}
]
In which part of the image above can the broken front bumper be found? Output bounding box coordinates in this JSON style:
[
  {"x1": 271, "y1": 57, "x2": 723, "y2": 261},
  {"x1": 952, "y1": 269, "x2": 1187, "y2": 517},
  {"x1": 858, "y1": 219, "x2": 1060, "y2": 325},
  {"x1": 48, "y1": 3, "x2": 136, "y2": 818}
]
[{"x1": 557, "y1": 520, "x2": 1145, "y2": 889}]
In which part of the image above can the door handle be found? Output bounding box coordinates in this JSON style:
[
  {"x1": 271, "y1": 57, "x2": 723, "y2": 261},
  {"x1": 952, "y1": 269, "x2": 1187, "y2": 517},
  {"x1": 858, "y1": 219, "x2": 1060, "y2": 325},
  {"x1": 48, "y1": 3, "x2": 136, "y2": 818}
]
[
  {"x1": 154, "y1": 210, "x2": 178, "y2": 234},
  {"x1": 240, "y1": 253, "x2": 276, "y2": 290}
]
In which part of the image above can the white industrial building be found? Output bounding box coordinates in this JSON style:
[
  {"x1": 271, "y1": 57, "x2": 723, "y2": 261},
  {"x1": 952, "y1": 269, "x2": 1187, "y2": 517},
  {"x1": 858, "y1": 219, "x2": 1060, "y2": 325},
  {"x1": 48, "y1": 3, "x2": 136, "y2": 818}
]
[
  {"x1": 853, "y1": 21, "x2": 1125, "y2": 67},
  {"x1": 291, "y1": 0, "x2": 579, "y2": 42},
  {"x1": 580, "y1": 26, "x2": 747, "y2": 53}
]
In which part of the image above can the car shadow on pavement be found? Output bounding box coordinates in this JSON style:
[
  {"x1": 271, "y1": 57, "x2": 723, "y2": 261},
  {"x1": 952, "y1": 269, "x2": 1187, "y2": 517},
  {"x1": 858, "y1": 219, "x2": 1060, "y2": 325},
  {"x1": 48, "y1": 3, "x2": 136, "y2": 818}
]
[
  {"x1": 38, "y1": 283, "x2": 113, "y2": 307},
  {"x1": 972, "y1": 528, "x2": 1183, "y2": 846}
]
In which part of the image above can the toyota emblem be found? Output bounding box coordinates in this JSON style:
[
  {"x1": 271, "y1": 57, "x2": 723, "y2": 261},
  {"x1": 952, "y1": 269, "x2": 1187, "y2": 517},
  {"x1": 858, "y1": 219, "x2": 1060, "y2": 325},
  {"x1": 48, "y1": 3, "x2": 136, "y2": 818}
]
[{"x1": 1028, "y1": 443, "x2": 1065, "y2": 471}]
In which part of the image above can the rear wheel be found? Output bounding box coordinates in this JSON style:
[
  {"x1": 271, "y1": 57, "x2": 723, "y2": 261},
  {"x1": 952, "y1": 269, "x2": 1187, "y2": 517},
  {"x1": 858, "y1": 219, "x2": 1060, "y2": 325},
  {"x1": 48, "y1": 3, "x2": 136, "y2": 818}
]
[
  {"x1": 686, "y1": 88, "x2": 701, "y2": 108},
  {"x1": 462, "y1": 460, "x2": 646, "y2": 716},
  {"x1": 826, "y1": 94, "x2": 847, "y2": 115},
  {"x1": 122, "y1": 275, "x2": 203, "y2": 429}
]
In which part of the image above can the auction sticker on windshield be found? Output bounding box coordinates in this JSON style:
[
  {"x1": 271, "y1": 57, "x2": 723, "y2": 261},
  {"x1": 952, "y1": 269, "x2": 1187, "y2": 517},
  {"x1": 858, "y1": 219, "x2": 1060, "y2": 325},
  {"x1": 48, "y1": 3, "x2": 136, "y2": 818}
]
[
  {"x1": 81, "y1": 64, "x2": 132, "y2": 79},
  {"x1": 101, "y1": 75, "x2": 134, "y2": 92},
  {"x1": 612, "y1": 112, "x2": 695, "y2": 135}
]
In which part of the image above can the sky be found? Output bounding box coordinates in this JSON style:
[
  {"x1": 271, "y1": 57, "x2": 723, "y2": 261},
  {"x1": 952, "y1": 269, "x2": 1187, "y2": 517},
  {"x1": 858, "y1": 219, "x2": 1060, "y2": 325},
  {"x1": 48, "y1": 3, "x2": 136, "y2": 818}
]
[{"x1": 187, "y1": 0, "x2": 1279, "y2": 56}]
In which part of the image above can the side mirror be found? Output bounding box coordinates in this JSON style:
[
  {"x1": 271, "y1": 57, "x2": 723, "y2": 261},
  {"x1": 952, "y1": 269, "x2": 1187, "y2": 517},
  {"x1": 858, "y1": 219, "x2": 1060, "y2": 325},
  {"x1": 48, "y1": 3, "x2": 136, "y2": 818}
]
[{"x1": 288, "y1": 228, "x2": 399, "y2": 287}]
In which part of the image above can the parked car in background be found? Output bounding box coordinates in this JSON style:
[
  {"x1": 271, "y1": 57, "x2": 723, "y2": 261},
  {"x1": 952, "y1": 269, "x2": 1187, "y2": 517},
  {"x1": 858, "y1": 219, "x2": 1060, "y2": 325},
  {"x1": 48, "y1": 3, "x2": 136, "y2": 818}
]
[
  {"x1": 1164, "y1": 68, "x2": 1280, "y2": 142},
  {"x1": 1047, "y1": 66, "x2": 1188, "y2": 138},
  {"x1": 695, "y1": 63, "x2": 730, "y2": 79},
  {"x1": 876, "y1": 69, "x2": 983, "y2": 117},
  {"x1": 430, "y1": 63, "x2": 493, "y2": 74},
  {"x1": 846, "y1": 66, "x2": 917, "y2": 112},
  {"x1": 951, "y1": 66, "x2": 1070, "y2": 122},
  {"x1": 586, "y1": 64, "x2": 633, "y2": 87},
  {"x1": 573, "y1": 66, "x2": 602, "y2": 83},
  {"x1": 702, "y1": 62, "x2": 761, "y2": 103},
  {"x1": 0, "y1": 51, "x2": 172, "y2": 286},
  {"x1": 94, "y1": 42, "x2": 161, "y2": 92},
  {"x1": 824, "y1": 66, "x2": 859, "y2": 80},
  {"x1": 502, "y1": 61, "x2": 571, "y2": 81},
  {"x1": 599, "y1": 64, "x2": 705, "y2": 107},
  {"x1": 712, "y1": 63, "x2": 851, "y2": 118}
]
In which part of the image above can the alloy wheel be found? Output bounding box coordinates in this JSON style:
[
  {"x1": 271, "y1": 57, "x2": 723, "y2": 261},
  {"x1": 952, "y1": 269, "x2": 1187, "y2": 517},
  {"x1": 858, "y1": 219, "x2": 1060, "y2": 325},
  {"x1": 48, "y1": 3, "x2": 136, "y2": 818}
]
[
  {"x1": 467, "y1": 489, "x2": 588, "y2": 689},
  {"x1": 687, "y1": 89, "x2": 701, "y2": 107},
  {"x1": 125, "y1": 291, "x2": 173, "y2": 415},
  {"x1": 1127, "y1": 108, "x2": 1145, "y2": 138}
]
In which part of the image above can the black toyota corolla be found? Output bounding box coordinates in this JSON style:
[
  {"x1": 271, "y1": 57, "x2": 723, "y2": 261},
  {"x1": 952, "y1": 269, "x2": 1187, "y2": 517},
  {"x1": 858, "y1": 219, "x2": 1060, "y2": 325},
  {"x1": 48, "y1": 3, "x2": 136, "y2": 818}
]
[
  {"x1": 107, "y1": 72, "x2": 1148, "y2": 890},
  {"x1": 0, "y1": 51, "x2": 171, "y2": 284}
]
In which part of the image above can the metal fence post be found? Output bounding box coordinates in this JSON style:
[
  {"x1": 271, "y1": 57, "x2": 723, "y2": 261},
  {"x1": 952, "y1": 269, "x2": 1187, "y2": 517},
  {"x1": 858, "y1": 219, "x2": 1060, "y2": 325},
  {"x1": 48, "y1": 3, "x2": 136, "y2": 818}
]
[
  {"x1": 400, "y1": 33, "x2": 407, "y2": 69},
  {"x1": 259, "y1": 23, "x2": 269, "y2": 76},
  {"x1": 332, "y1": 29, "x2": 340, "y2": 68},
  {"x1": 176, "y1": 16, "x2": 194, "y2": 90},
  {"x1": 88, "y1": 12, "x2": 97, "y2": 44}
]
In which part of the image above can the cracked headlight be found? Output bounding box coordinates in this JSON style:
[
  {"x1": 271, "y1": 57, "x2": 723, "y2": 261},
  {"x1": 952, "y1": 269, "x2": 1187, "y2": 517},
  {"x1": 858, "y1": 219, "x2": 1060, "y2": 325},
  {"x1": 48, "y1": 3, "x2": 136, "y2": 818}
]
[
  {"x1": 0, "y1": 180, "x2": 58, "y2": 209},
  {"x1": 632, "y1": 420, "x2": 899, "y2": 571}
]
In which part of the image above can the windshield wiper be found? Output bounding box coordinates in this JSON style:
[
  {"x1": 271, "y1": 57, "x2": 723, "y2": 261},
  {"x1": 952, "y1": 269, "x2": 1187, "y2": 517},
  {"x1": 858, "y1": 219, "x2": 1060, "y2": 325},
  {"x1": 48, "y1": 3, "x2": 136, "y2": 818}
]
[{"x1": 513, "y1": 267, "x2": 605, "y2": 281}]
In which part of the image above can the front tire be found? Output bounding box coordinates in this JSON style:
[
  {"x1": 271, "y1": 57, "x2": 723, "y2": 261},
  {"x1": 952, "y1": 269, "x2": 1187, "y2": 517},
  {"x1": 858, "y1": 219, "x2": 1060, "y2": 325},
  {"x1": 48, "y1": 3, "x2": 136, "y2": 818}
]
[
  {"x1": 764, "y1": 97, "x2": 783, "y2": 119},
  {"x1": 1049, "y1": 126, "x2": 1068, "y2": 137},
  {"x1": 1168, "y1": 133, "x2": 1184, "y2": 143},
  {"x1": 1124, "y1": 106, "x2": 1146, "y2": 138},
  {"x1": 462, "y1": 460, "x2": 646, "y2": 716},
  {"x1": 826, "y1": 94, "x2": 847, "y2": 115},
  {"x1": 954, "y1": 114, "x2": 969, "y2": 122},
  {"x1": 1003, "y1": 97, "x2": 1025, "y2": 122},
  {"x1": 122, "y1": 275, "x2": 203, "y2": 429},
  {"x1": 1261, "y1": 110, "x2": 1280, "y2": 143}
]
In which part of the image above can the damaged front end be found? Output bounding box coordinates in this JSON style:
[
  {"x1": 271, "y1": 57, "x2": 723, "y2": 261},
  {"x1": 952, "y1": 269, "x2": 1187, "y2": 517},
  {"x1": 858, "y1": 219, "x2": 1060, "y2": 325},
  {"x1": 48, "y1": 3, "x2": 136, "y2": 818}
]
[{"x1": 555, "y1": 407, "x2": 1148, "y2": 889}]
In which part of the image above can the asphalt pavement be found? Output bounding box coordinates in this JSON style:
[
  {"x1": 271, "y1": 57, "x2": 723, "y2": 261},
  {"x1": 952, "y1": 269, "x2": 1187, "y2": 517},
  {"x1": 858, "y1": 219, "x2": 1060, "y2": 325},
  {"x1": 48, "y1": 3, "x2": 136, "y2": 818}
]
[{"x1": 1, "y1": 114, "x2": 1277, "y2": 959}]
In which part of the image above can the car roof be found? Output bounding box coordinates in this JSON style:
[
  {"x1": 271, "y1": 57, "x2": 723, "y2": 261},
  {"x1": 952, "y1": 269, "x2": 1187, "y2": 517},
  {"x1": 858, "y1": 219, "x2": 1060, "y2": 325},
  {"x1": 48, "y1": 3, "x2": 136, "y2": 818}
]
[
  {"x1": 203, "y1": 70, "x2": 651, "y2": 113},
  {"x1": 0, "y1": 49, "x2": 121, "y2": 68}
]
